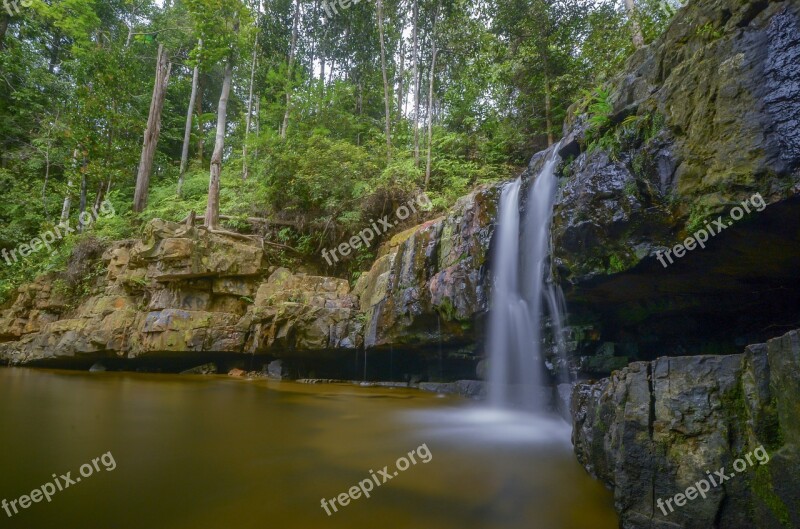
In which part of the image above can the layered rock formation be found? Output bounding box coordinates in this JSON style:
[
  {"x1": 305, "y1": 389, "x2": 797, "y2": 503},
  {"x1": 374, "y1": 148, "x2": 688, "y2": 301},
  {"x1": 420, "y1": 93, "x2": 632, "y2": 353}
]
[
  {"x1": 0, "y1": 185, "x2": 500, "y2": 373},
  {"x1": 572, "y1": 328, "x2": 800, "y2": 529},
  {"x1": 0, "y1": 220, "x2": 361, "y2": 365}
]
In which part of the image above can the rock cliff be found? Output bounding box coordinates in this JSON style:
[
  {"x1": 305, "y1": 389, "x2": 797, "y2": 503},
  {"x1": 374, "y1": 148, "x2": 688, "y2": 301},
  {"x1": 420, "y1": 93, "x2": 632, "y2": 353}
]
[
  {"x1": 553, "y1": 0, "x2": 800, "y2": 357},
  {"x1": 572, "y1": 328, "x2": 800, "y2": 528},
  {"x1": 0, "y1": 220, "x2": 361, "y2": 366}
]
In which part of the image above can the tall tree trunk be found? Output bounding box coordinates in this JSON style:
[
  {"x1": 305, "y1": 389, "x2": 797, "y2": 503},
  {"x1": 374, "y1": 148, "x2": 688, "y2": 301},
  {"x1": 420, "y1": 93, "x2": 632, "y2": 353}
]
[
  {"x1": 281, "y1": 0, "x2": 300, "y2": 140},
  {"x1": 254, "y1": 98, "x2": 260, "y2": 160},
  {"x1": 543, "y1": 54, "x2": 554, "y2": 147},
  {"x1": 92, "y1": 179, "x2": 108, "y2": 213},
  {"x1": 412, "y1": 0, "x2": 420, "y2": 167},
  {"x1": 61, "y1": 149, "x2": 78, "y2": 223},
  {"x1": 77, "y1": 164, "x2": 87, "y2": 233},
  {"x1": 42, "y1": 147, "x2": 50, "y2": 219},
  {"x1": 0, "y1": 14, "x2": 9, "y2": 50},
  {"x1": 319, "y1": 59, "x2": 326, "y2": 110},
  {"x1": 243, "y1": 29, "x2": 259, "y2": 181},
  {"x1": 134, "y1": 44, "x2": 172, "y2": 212},
  {"x1": 196, "y1": 74, "x2": 205, "y2": 163},
  {"x1": 377, "y1": 0, "x2": 392, "y2": 162},
  {"x1": 625, "y1": 0, "x2": 645, "y2": 48},
  {"x1": 425, "y1": 14, "x2": 438, "y2": 190},
  {"x1": 48, "y1": 33, "x2": 62, "y2": 73},
  {"x1": 178, "y1": 40, "x2": 202, "y2": 196},
  {"x1": 205, "y1": 59, "x2": 234, "y2": 231},
  {"x1": 396, "y1": 40, "x2": 405, "y2": 122}
]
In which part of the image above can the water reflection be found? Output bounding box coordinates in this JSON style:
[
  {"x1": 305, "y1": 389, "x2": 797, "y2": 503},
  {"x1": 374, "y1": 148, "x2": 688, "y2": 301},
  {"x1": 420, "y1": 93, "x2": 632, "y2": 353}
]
[{"x1": 0, "y1": 369, "x2": 616, "y2": 529}]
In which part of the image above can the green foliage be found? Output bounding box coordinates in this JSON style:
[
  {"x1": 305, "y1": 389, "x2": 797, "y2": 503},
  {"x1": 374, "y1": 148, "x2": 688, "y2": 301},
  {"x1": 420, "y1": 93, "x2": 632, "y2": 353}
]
[
  {"x1": 0, "y1": 0, "x2": 684, "y2": 295},
  {"x1": 696, "y1": 22, "x2": 724, "y2": 41},
  {"x1": 586, "y1": 102, "x2": 665, "y2": 161}
]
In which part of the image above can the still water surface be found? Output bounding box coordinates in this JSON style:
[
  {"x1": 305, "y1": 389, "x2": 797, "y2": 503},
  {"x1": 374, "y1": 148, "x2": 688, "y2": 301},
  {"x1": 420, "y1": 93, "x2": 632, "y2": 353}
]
[{"x1": 0, "y1": 368, "x2": 617, "y2": 529}]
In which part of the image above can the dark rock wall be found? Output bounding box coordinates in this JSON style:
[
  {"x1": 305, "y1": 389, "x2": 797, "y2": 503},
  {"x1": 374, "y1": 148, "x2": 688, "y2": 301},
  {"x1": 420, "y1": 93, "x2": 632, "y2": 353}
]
[{"x1": 572, "y1": 328, "x2": 800, "y2": 528}]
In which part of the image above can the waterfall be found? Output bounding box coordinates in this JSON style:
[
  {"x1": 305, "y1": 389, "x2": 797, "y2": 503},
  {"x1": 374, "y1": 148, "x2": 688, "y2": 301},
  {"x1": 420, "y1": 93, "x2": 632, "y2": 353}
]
[{"x1": 486, "y1": 145, "x2": 568, "y2": 411}]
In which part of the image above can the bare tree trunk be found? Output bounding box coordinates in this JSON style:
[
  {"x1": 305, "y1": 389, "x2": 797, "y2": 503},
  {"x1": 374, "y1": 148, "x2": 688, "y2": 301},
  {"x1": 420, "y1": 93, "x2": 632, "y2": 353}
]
[
  {"x1": 281, "y1": 0, "x2": 300, "y2": 140},
  {"x1": 243, "y1": 29, "x2": 259, "y2": 181},
  {"x1": 543, "y1": 54, "x2": 554, "y2": 147},
  {"x1": 92, "y1": 179, "x2": 108, "y2": 213},
  {"x1": 77, "y1": 166, "x2": 87, "y2": 233},
  {"x1": 425, "y1": 21, "x2": 438, "y2": 190},
  {"x1": 0, "y1": 14, "x2": 9, "y2": 50},
  {"x1": 254, "y1": 98, "x2": 260, "y2": 160},
  {"x1": 205, "y1": 59, "x2": 234, "y2": 231},
  {"x1": 134, "y1": 44, "x2": 172, "y2": 212},
  {"x1": 412, "y1": 0, "x2": 420, "y2": 167},
  {"x1": 396, "y1": 40, "x2": 405, "y2": 122},
  {"x1": 196, "y1": 74, "x2": 205, "y2": 162},
  {"x1": 377, "y1": 0, "x2": 392, "y2": 162},
  {"x1": 319, "y1": 59, "x2": 326, "y2": 111},
  {"x1": 60, "y1": 149, "x2": 78, "y2": 223},
  {"x1": 178, "y1": 40, "x2": 202, "y2": 196},
  {"x1": 625, "y1": 0, "x2": 645, "y2": 48}
]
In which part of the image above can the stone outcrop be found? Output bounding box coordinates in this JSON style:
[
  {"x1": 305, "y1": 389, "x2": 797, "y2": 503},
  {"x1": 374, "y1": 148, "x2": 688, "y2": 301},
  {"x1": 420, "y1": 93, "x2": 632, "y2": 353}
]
[
  {"x1": 353, "y1": 184, "x2": 499, "y2": 350},
  {"x1": 572, "y1": 328, "x2": 800, "y2": 528},
  {"x1": 551, "y1": 0, "x2": 800, "y2": 359},
  {"x1": 0, "y1": 221, "x2": 361, "y2": 365},
  {"x1": 554, "y1": 0, "x2": 800, "y2": 282}
]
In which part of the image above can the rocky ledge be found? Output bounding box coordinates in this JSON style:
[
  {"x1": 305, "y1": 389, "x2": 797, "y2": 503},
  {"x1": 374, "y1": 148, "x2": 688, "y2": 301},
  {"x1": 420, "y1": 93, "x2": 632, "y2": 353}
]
[
  {"x1": 0, "y1": 182, "x2": 499, "y2": 376},
  {"x1": 572, "y1": 328, "x2": 800, "y2": 528}
]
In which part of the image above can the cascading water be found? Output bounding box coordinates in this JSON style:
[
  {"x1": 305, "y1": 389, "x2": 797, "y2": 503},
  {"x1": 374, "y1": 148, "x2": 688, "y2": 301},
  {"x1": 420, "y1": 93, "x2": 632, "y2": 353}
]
[{"x1": 487, "y1": 144, "x2": 568, "y2": 411}]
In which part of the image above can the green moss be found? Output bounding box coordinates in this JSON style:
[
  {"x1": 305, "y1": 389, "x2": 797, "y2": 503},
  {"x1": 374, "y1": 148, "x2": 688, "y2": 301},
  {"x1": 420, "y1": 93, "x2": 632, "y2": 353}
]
[
  {"x1": 752, "y1": 465, "x2": 791, "y2": 526},
  {"x1": 606, "y1": 249, "x2": 641, "y2": 274},
  {"x1": 696, "y1": 22, "x2": 724, "y2": 41},
  {"x1": 609, "y1": 254, "x2": 626, "y2": 273},
  {"x1": 438, "y1": 297, "x2": 458, "y2": 322}
]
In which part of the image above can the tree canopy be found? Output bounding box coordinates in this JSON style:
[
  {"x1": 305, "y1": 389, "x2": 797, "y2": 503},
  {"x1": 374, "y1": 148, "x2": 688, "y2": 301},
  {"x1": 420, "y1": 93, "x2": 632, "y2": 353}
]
[{"x1": 0, "y1": 0, "x2": 678, "y2": 302}]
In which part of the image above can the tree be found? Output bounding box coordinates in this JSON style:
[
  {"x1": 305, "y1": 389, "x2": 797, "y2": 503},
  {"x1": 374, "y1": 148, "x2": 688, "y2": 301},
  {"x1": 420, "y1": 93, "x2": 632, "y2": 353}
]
[
  {"x1": 134, "y1": 43, "x2": 172, "y2": 212},
  {"x1": 243, "y1": 23, "x2": 259, "y2": 181},
  {"x1": 179, "y1": 39, "x2": 203, "y2": 196},
  {"x1": 625, "y1": 0, "x2": 645, "y2": 48},
  {"x1": 377, "y1": 0, "x2": 392, "y2": 162},
  {"x1": 281, "y1": 0, "x2": 300, "y2": 140},
  {"x1": 206, "y1": 59, "x2": 233, "y2": 230},
  {"x1": 425, "y1": 2, "x2": 439, "y2": 189},
  {"x1": 412, "y1": 0, "x2": 420, "y2": 166}
]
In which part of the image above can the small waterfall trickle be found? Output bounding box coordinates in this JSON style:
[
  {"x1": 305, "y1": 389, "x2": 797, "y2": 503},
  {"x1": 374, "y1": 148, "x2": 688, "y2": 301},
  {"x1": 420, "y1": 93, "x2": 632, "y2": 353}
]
[{"x1": 486, "y1": 144, "x2": 568, "y2": 411}]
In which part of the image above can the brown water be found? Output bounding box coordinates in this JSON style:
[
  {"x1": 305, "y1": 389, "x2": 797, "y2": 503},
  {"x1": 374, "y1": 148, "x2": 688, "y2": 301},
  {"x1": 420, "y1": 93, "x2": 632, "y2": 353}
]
[{"x1": 0, "y1": 368, "x2": 617, "y2": 529}]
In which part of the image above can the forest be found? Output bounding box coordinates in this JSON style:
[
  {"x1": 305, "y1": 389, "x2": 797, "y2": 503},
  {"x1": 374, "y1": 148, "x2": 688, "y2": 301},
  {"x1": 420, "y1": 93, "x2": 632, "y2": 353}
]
[{"x1": 0, "y1": 0, "x2": 678, "y2": 302}]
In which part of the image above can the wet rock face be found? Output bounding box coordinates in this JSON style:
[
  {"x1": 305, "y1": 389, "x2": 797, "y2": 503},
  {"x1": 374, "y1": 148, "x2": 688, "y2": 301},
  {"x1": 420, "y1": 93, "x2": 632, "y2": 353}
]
[
  {"x1": 553, "y1": 0, "x2": 800, "y2": 359},
  {"x1": 0, "y1": 220, "x2": 361, "y2": 365},
  {"x1": 572, "y1": 328, "x2": 800, "y2": 529},
  {"x1": 554, "y1": 1, "x2": 800, "y2": 283},
  {"x1": 354, "y1": 184, "x2": 499, "y2": 350}
]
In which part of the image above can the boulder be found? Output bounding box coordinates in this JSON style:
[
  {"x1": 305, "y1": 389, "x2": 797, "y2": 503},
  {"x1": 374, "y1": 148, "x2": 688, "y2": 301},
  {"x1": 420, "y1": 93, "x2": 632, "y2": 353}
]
[{"x1": 180, "y1": 363, "x2": 217, "y2": 375}]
